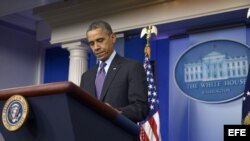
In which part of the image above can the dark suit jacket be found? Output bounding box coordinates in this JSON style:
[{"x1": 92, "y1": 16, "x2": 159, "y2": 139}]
[{"x1": 80, "y1": 54, "x2": 149, "y2": 122}]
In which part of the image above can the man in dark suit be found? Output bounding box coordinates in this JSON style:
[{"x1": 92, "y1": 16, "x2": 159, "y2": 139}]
[{"x1": 80, "y1": 20, "x2": 148, "y2": 122}]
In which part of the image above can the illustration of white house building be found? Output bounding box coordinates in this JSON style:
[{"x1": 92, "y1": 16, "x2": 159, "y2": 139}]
[{"x1": 184, "y1": 51, "x2": 248, "y2": 82}]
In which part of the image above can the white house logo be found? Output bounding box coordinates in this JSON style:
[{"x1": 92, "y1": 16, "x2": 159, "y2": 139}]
[{"x1": 175, "y1": 40, "x2": 250, "y2": 103}]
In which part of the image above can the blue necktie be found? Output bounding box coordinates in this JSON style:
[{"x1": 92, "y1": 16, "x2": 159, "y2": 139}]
[{"x1": 95, "y1": 62, "x2": 107, "y2": 99}]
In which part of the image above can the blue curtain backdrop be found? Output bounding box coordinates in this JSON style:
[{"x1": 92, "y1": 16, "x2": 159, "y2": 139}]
[
  {"x1": 152, "y1": 38, "x2": 169, "y2": 141},
  {"x1": 88, "y1": 51, "x2": 97, "y2": 68},
  {"x1": 124, "y1": 35, "x2": 146, "y2": 63},
  {"x1": 44, "y1": 47, "x2": 69, "y2": 83}
]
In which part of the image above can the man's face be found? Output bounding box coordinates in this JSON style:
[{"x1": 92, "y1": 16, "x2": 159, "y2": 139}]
[{"x1": 87, "y1": 28, "x2": 116, "y2": 61}]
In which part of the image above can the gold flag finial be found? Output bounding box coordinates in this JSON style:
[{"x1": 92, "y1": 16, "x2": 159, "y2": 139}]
[
  {"x1": 243, "y1": 111, "x2": 250, "y2": 125},
  {"x1": 140, "y1": 25, "x2": 158, "y2": 58}
]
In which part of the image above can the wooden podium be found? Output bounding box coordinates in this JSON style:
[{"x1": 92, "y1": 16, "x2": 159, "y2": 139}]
[{"x1": 0, "y1": 81, "x2": 140, "y2": 141}]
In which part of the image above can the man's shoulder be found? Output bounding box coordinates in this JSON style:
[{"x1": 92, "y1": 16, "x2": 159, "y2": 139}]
[
  {"x1": 122, "y1": 57, "x2": 143, "y2": 67},
  {"x1": 82, "y1": 65, "x2": 98, "y2": 77},
  {"x1": 117, "y1": 57, "x2": 145, "y2": 72}
]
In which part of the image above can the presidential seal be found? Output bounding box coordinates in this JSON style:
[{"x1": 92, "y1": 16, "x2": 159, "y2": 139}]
[{"x1": 2, "y1": 95, "x2": 29, "y2": 131}]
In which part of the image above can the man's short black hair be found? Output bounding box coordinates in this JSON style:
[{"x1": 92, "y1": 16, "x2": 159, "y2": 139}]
[{"x1": 86, "y1": 20, "x2": 113, "y2": 35}]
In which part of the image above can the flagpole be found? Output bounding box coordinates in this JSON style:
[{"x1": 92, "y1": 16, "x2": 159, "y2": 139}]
[{"x1": 140, "y1": 25, "x2": 161, "y2": 141}]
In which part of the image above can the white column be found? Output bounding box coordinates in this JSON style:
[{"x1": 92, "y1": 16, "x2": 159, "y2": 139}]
[{"x1": 62, "y1": 41, "x2": 88, "y2": 86}]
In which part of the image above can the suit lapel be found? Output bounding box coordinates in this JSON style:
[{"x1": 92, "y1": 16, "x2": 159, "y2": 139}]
[
  {"x1": 89, "y1": 65, "x2": 98, "y2": 97},
  {"x1": 100, "y1": 54, "x2": 122, "y2": 100}
]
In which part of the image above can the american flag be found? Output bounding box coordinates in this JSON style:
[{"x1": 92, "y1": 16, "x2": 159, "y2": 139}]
[
  {"x1": 242, "y1": 66, "x2": 250, "y2": 125},
  {"x1": 139, "y1": 54, "x2": 161, "y2": 141}
]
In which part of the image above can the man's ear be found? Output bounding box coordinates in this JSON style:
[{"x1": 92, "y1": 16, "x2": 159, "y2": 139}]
[{"x1": 111, "y1": 33, "x2": 116, "y2": 43}]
